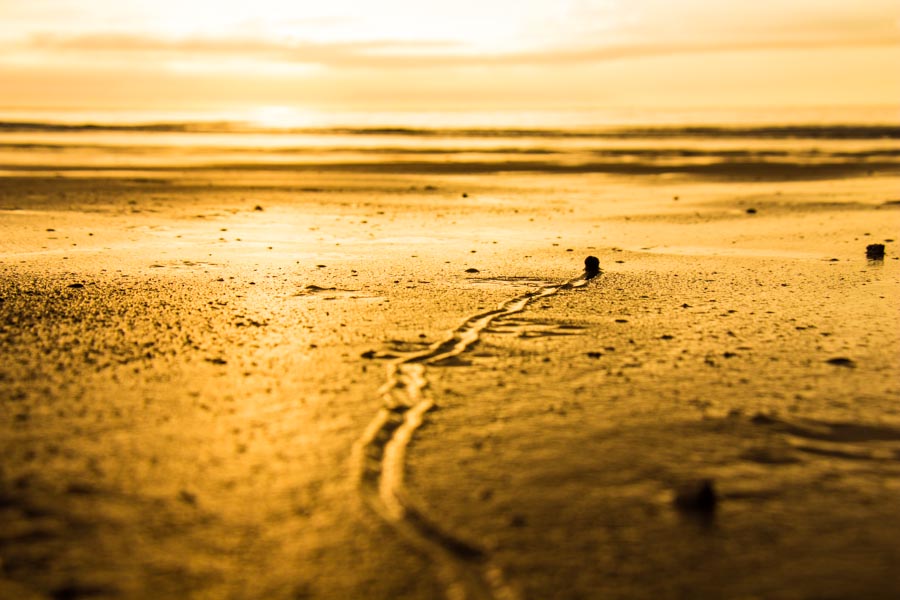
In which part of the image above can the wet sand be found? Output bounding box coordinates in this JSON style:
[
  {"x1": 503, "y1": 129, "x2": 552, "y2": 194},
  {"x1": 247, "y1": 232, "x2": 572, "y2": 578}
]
[{"x1": 1, "y1": 169, "x2": 899, "y2": 599}]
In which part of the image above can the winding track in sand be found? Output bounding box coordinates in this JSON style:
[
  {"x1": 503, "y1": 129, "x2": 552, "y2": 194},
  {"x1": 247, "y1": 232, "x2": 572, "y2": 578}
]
[{"x1": 352, "y1": 268, "x2": 596, "y2": 600}]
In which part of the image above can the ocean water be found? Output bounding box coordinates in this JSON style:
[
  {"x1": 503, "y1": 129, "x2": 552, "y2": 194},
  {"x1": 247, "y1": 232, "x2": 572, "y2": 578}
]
[{"x1": 0, "y1": 105, "x2": 897, "y2": 177}]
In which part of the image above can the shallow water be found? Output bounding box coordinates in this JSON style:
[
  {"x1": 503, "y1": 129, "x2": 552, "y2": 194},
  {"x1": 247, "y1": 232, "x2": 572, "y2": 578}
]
[{"x1": 0, "y1": 120, "x2": 898, "y2": 178}]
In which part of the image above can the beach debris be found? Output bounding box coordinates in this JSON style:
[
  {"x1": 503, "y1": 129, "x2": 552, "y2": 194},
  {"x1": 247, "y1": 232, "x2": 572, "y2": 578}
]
[
  {"x1": 826, "y1": 357, "x2": 856, "y2": 368},
  {"x1": 866, "y1": 244, "x2": 886, "y2": 259},
  {"x1": 462, "y1": 193, "x2": 468, "y2": 198},
  {"x1": 586, "y1": 351, "x2": 603, "y2": 359},
  {"x1": 465, "y1": 268, "x2": 480, "y2": 273},
  {"x1": 673, "y1": 479, "x2": 717, "y2": 513},
  {"x1": 584, "y1": 255, "x2": 601, "y2": 279},
  {"x1": 67, "y1": 283, "x2": 85, "y2": 289},
  {"x1": 746, "y1": 208, "x2": 757, "y2": 214},
  {"x1": 253, "y1": 205, "x2": 264, "y2": 211}
]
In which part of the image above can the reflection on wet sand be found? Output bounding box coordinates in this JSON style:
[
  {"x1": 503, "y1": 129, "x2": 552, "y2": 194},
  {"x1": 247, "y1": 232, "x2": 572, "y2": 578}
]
[{"x1": 0, "y1": 126, "x2": 898, "y2": 598}]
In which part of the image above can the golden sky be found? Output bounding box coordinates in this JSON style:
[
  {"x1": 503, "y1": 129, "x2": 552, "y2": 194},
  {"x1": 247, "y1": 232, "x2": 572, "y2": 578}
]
[{"x1": 2, "y1": 0, "x2": 898, "y2": 115}]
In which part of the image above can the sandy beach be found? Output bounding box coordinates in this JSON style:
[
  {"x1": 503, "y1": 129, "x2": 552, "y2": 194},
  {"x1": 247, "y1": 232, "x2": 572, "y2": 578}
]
[{"x1": 1, "y1": 146, "x2": 899, "y2": 599}]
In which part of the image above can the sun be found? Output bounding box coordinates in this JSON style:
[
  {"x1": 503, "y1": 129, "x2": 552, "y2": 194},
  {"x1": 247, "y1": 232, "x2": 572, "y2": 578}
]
[{"x1": 245, "y1": 105, "x2": 321, "y2": 129}]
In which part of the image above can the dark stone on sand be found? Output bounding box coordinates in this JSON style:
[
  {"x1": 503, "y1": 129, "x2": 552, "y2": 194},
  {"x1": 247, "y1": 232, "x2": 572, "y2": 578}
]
[
  {"x1": 660, "y1": 334, "x2": 674, "y2": 340},
  {"x1": 750, "y1": 413, "x2": 777, "y2": 425},
  {"x1": 462, "y1": 193, "x2": 468, "y2": 198},
  {"x1": 254, "y1": 205, "x2": 264, "y2": 211},
  {"x1": 826, "y1": 357, "x2": 856, "y2": 368},
  {"x1": 361, "y1": 350, "x2": 378, "y2": 359},
  {"x1": 586, "y1": 351, "x2": 603, "y2": 359},
  {"x1": 674, "y1": 479, "x2": 717, "y2": 513},
  {"x1": 67, "y1": 283, "x2": 84, "y2": 289},
  {"x1": 866, "y1": 244, "x2": 886, "y2": 259},
  {"x1": 746, "y1": 208, "x2": 757, "y2": 214},
  {"x1": 584, "y1": 255, "x2": 600, "y2": 279},
  {"x1": 465, "y1": 268, "x2": 480, "y2": 273}
]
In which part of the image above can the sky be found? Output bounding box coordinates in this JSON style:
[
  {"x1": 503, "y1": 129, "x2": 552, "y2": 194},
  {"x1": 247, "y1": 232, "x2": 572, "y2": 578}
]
[{"x1": 1, "y1": 0, "x2": 898, "y2": 119}]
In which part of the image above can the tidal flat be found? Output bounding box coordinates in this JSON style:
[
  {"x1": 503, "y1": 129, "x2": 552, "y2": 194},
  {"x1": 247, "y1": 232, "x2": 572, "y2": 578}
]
[{"x1": 1, "y1": 154, "x2": 899, "y2": 598}]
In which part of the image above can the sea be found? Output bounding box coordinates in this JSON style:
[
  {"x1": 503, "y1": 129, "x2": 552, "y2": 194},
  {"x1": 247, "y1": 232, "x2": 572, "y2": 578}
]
[{"x1": 0, "y1": 105, "x2": 897, "y2": 178}]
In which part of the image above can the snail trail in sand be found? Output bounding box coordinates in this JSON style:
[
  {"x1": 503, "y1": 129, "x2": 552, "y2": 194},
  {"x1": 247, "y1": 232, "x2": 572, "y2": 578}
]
[{"x1": 353, "y1": 258, "x2": 600, "y2": 600}]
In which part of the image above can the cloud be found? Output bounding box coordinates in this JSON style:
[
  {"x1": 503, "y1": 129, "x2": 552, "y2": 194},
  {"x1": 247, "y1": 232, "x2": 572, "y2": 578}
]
[{"x1": 23, "y1": 28, "x2": 900, "y2": 70}]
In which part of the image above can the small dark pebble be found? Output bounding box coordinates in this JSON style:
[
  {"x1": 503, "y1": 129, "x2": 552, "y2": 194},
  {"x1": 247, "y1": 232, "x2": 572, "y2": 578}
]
[
  {"x1": 67, "y1": 283, "x2": 84, "y2": 289},
  {"x1": 674, "y1": 479, "x2": 717, "y2": 513},
  {"x1": 465, "y1": 268, "x2": 480, "y2": 273},
  {"x1": 746, "y1": 208, "x2": 757, "y2": 214},
  {"x1": 206, "y1": 357, "x2": 227, "y2": 365},
  {"x1": 615, "y1": 319, "x2": 628, "y2": 323},
  {"x1": 361, "y1": 350, "x2": 378, "y2": 359},
  {"x1": 586, "y1": 351, "x2": 603, "y2": 359},
  {"x1": 826, "y1": 357, "x2": 856, "y2": 368},
  {"x1": 462, "y1": 193, "x2": 468, "y2": 198},
  {"x1": 866, "y1": 244, "x2": 886, "y2": 259},
  {"x1": 254, "y1": 205, "x2": 264, "y2": 211},
  {"x1": 751, "y1": 413, "x2": 777, "y2": 425},
  {"x1": 660, "y1": 334, "x2": 674, "y2": 340},
  {"x1": 584, "y1": 255, "x2": 601, "y2": 279},
  {"x1": 179, "y1": 490, "x2": 197, "y2": 505}
]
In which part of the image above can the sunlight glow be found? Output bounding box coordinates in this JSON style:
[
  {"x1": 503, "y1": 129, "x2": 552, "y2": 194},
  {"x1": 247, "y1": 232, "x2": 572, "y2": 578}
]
[{"x1": 0, "y1": 0, "x2": 897, "y2": 114}]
